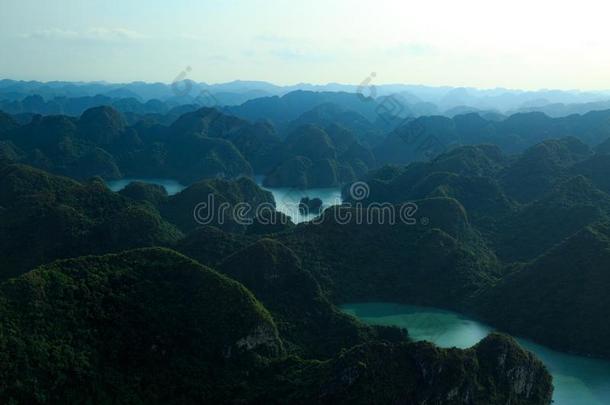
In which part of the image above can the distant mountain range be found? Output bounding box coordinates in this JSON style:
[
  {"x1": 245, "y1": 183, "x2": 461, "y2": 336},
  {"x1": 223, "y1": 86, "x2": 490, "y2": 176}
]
[
  {"x1": 7, "y1": 80, "x2": 610, "y2": 402},
  {"x1": 2, "y1": 78, "x2": 610, "y2": 118},
  {"x1": 3, "y1": 95, "x2": 610, "y2": 189}
]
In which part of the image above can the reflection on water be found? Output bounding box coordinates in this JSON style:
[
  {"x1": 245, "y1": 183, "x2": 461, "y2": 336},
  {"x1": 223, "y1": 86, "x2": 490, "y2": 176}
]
[
  {"x1": 106, "y1": 176, "x2": 343, "y2": 224},
  {"x1": 256, "y1": 176, "x2": 342, "y2": 224},
  {"x1": 106, "y1": 178, "x2": 186, "y2": 196},
  {"x1": 342, "y1": 302, "x2": 610, "y2": 405},
  {"x1": 262, "y1": 187, "x2": 342, "y2": 224}
]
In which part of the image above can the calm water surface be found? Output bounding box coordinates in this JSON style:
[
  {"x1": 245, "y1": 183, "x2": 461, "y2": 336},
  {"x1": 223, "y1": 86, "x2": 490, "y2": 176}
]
[
  {"x1": 106, "y1": 178, "x2": 610, "y2": 403},
  {"x1": 108, "y1": 177, "x2": 342, "y2": 224},
  {"x1": 262, "y1": 187, "x2": 342, "y2": 223},
  {"x1": 256, "y1": 176, "x2": 342, "y2": 223},
  {"x1": 342, "y1": 302, "x2": 610, "y2": 405}
]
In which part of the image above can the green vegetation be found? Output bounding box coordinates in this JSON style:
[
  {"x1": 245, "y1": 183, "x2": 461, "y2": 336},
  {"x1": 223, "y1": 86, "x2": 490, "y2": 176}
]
[
  {"x1": 0, "y1": 163, "x2": 182, "y2": 280},
  {"x1": 347, "y1": 140, "x2": 610, "y2": 358},
  {"x1": 264, "y1": 124, "x2": 374, "y2": 188},
  {"x1": 161, "y1": 176, "x2": 274, "y2": 233},
  {"x1": 118, "y1": 181, "x2": 169, "y2": 207},
  {"x1": 11, "y1": 101, "x2": 610, "y2": 401},
  {"x1": 0, "y1": 248, "x2": 552, "y2": 404},
  {"x1": 479, "y1": 223, "x2": 610, "y2": 357},
  {"x1": 0, "y1": 248, "x2": 282, "y2": 404},
  {"x1": 493, "y1": 175, "x2": 610, "y2": 261},
  {"x1": 218, "y1": 239, "x2": 401, "y2": 358},
  {"x1": 4, "y1": 99, "x2": 610, "y2": 189},
  {"x1": 251, "y1": 334, "x2": 551, "y2": 404},
  {"x1": 275, "y1": 198, "x2": 499, "y2": 308},
  {"x1": 0, "y1": 107, "x2": 256, "y2": 184},
  {"x1": 499, "y1": 137, "x2": 591, "y2": 203}
]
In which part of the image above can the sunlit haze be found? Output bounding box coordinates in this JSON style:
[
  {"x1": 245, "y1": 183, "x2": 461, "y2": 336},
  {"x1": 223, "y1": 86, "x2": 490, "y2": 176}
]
[{"x1": 1, "y1": 0, "x2": 610, "y2": 90}]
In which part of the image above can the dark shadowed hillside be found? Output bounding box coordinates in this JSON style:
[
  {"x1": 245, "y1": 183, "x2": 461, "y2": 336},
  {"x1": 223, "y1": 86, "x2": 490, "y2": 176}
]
[{"x1": 0, "y1": 163, "x2": 182, "y2": 280}]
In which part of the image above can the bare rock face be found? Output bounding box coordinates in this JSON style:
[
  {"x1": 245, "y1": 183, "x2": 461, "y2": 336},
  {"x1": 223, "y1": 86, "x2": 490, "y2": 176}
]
[
  {"x1": 236, "y1": 324, "x2": 283, "y2": 354},
  {"x1": 473, "y1": 334, "x2": 554, "y2": 403},
  {"x1": 315, "y1": 333, "x2": 552, "y2": 405}
]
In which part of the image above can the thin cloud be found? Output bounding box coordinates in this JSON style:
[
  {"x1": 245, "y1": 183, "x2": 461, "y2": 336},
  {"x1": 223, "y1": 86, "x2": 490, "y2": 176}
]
[
  {"x1": 21, "y1": 27, "x2": 147, "y2": 41},
  {"x1": 21, "y1": 28, "x2": 79, "y2": 40},
  {"x1": 255, "y1": 34, "x2": 291, "y2": 44},
  {"x1": 87, "y1": 28, "x2": 146, "y2": 40},
  {"x1": 175, "y1": 32, "x2": 209, "y2": 41},
  {"x1": 270, "y1": 48, "x2": 332, "y2": 63},
  {"x1": 386, "y1": 42, "x2": 437, "y2": 57}
]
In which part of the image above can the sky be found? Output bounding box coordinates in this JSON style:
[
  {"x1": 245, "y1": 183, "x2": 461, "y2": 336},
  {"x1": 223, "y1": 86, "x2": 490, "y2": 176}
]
[{"x1": 1, "y1": 0, "x2": 609, "y2": 90}]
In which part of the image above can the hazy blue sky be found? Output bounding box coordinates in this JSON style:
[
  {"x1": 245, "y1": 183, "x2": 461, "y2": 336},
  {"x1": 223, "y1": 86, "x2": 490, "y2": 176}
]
[{"x1": 1, "y1": 0, "x2": 609, "y2": 90}]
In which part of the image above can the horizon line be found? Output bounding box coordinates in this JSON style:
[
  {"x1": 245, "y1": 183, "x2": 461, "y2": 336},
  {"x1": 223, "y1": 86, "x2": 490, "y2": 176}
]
[{"x1": 2, "y1": 77, "x2": 610, "y2": 95}]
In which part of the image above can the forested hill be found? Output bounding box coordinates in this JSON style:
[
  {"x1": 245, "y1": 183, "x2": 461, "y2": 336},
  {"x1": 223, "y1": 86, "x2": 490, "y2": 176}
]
[{"x1": 2, "y1": 98, "x2": 610, "y2": 188}]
